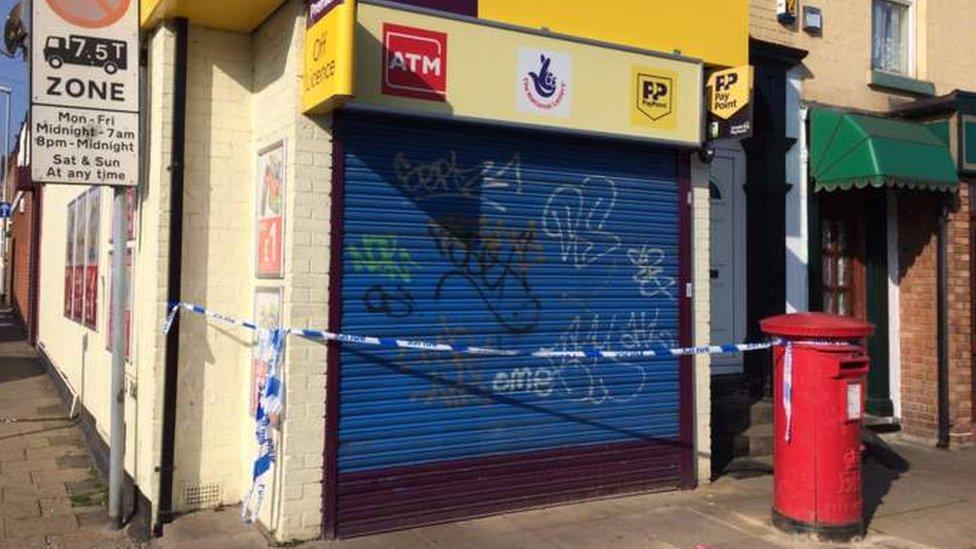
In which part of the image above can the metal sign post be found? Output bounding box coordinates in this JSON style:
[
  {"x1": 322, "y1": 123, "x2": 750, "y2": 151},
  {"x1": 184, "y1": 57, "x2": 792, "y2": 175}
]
[
  {"x1": 108, "y1": 186, "x2": 126, "y2": 529},
  {"x1": 30, "y1": 0, "x2": 140, "y2": 530}
]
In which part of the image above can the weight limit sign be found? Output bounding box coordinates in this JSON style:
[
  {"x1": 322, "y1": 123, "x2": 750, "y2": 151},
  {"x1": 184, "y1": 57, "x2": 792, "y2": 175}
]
[{"x1": 31, "y1": 0, "x2": 140, "y2": 187}]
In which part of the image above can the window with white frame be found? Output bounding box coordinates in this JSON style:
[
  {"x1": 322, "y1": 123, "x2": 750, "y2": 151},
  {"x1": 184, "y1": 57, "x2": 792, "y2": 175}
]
[{"x1": 872, "y1": 0, "x2": 915, "y2": 75}]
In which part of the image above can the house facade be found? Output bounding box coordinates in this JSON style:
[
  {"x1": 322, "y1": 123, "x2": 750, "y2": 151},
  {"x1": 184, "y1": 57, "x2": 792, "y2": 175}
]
[
  {"x1": 745, "y1": 0, "x2": 975, "y2": 447},
  {"x1": 32, "y1": 0, "x2": 751, "y2": 542}
]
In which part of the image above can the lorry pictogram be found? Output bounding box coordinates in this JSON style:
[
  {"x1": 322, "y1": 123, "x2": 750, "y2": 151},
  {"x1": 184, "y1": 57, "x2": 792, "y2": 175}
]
[{"x1": 44, "y1": 34, "x2": 127, "y2": 74}]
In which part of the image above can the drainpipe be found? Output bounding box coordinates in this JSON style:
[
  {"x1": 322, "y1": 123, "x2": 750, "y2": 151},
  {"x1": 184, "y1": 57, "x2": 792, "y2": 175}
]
[
  {"x1": 155, "y1": 17, "x2": 188, "y2": 535},
  {"x1": 936, "y1": 203, "x2": 950, "y2": 448}
]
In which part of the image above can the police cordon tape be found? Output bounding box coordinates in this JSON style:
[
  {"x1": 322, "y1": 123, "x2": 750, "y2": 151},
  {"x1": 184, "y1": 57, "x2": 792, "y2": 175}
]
[
  {"x1": 162, "y1": 301, "x2": 775, "y2": 359},
  {"x1": 161, "y1": 301, "x2": 853, "y2": 523}
]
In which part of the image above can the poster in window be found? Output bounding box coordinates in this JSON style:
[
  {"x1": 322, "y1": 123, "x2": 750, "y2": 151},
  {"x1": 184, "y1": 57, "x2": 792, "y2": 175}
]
[
  {"x1": 251, "y1": 286, "x2": 283, "y2": 426},
  {"x1": 64, "y1": 199, "x2": 76, "y2": 317},
  {"x1": 84, "y1": 189, "x2": 101, "y2": 328},
  {"x1": 111, "y1": 187, "x2": 138, "y2": 244},
  {"x1": 106, "y1": 249, "x2": 133, "y2": 360},
  {"x1": 256, "y1": 141, "x2": 286, "y2": 279},
  {"x1": 72, "y1": 193, "x2": 87, "y2": 322}
]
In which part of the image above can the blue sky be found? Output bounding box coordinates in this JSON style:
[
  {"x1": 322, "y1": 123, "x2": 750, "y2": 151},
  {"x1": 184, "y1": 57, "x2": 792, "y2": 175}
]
[{"x1": 0, "y1": 0, "x2": 28, "y2": 156}]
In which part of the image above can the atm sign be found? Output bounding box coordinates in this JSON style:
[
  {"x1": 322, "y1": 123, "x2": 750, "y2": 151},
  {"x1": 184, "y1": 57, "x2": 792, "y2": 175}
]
[{"x1": 382, "y1": 23, "x2": 448, "y2": 101}]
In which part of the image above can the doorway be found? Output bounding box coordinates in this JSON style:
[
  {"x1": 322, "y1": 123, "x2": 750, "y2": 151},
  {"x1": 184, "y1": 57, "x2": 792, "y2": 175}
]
[
  {"x1": 815, "y1": 190, "x2": 893, "y2": 416},
  {"x1": 709, "y1": 142, "x2": 747, "y2": 375}
]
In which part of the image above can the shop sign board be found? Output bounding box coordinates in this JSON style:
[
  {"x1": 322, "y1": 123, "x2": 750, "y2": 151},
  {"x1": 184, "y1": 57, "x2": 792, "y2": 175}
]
[
  {"x1": 705, "y1": 65, "x2": 753, "y2": 140},
  {"x1": 382, "y1": 23, "x2": 447, "y2": 101},
  {"x1": 351, "y1": 2, "x2": 704, "y2": 147},
  {"x1": 30, "y1": 0, "x2": 140, "y2": 187},
  {"x1": 517, "y1": 48, "x2": 571, "y2": 117},
  {"x1": 302, "y1": 0, "x2": 357, "y2": 114}
]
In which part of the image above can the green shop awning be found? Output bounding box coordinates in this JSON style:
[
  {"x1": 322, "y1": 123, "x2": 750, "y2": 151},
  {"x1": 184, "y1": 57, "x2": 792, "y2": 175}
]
[{"x1": 810, "y1": 108, "x2": 958, "y2": 192}]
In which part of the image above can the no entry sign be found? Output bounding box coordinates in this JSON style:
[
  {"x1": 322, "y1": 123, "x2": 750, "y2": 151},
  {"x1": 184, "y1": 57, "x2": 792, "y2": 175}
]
[
  {"x1": 46, "y1": 0, "x2": 132, "y2": 29},
  {"x1": 31, "y1": 0, "x2": 139, "y2": 187}
]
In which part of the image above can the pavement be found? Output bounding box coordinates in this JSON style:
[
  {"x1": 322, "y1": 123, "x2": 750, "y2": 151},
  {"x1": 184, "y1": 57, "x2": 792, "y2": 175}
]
[
  {"x1": 0, "y1": 309, "x2": 135, "y2": 548},
  {"x1": 2, "y1": 308, "x2": 974, "y2": 548},
  {"x1": 154, "y1": 431, "x2": 976, "y2": 548}
]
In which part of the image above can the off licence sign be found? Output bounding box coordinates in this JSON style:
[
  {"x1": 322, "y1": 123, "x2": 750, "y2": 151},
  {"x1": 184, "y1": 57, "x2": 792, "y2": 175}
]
[{"x1": 31, "y1": 0, "x2": 139, "y2": 187}]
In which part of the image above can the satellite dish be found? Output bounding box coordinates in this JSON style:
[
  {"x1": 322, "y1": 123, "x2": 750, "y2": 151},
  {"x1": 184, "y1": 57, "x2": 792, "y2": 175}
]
[{"x1": 3, "y1": 1, "x2": 27, "y2": 59}]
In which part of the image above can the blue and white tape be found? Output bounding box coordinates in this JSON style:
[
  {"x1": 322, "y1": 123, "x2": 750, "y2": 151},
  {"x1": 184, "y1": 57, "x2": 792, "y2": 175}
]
[
  {"x1": 241, "y1": 327, "x2": 284, "y2": 525},
  {"x1": 163, "y1": 301, "x2": 773, "y2": 359},
  {"x1": 162, "y1": 300, "x2": 783, "y2": 523}
]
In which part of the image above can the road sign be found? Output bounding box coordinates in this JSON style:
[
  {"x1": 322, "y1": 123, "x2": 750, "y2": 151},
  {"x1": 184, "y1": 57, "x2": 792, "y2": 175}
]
[
  {"x1": 31, "y1": 0, "x2": 139, "y2": 187},
  {"x1": 0, "y1": 202, "x2": 11, "y2": 219}
]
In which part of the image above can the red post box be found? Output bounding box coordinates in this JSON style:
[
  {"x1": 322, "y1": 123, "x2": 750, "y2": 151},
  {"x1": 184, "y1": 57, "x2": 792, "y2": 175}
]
[{"x1": 760, "y1": 312, "x2": 874, "y2": 542}]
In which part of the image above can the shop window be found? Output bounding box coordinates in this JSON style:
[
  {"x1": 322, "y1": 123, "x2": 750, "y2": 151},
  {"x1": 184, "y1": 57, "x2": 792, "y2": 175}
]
[
  {"x1": 63, "y1": 188, "x2": 101, "y2": 329},
  {"x1": 872, "y1": 0, "x2": 914, "y2": 76}
]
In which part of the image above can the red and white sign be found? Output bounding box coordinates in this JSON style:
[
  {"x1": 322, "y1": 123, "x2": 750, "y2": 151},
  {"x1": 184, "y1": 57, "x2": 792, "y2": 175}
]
[
  {"x1": 256, "y1": 141, "x2": 286, "y2": 278},
  {"x1": 382, "y1": 23, "x2": 447, "y2": 101},
  {"x1": 46, "y1": 0, "x2": 132, "y2": 29}
]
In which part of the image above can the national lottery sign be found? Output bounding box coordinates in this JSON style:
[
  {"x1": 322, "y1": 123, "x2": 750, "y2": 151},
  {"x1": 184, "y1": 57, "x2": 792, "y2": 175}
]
[{"x1": 31, "y1": 0, "x2": 140, "y2": 187}]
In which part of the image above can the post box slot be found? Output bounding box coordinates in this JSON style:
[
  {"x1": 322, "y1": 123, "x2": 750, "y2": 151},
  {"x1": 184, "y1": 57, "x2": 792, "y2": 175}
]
[{"x1": 839, "y1": 358, "x2": 868, "y2": 369}]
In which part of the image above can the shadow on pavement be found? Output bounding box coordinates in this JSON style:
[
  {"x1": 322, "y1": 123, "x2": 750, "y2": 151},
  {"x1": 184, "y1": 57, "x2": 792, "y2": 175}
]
[
  {"x1": 0, "y1": 356, "x2": 44, "y2": 383},
  {"x1": 862, "y1": 428, "x2": 910, "y2": 528},
  {"x1": 0, "y1": 324, "x2": 27, "y2": 343}
]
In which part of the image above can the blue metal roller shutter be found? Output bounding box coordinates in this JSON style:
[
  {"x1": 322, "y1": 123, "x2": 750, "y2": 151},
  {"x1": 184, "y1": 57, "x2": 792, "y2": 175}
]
[{"x1": 333, "y1": 113, "x2": 690, "y2": 536}]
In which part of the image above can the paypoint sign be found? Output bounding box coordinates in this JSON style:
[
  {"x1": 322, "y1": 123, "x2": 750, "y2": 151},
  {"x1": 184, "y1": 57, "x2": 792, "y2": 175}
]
[
  {"x1": 31, "y1": 0, "x2": 140, "y2": 187},
  {"x1": 706, "y1": 65, "x2": 753, "y2": 140},
  {"x1": 302, "y1": 0, "x2": 356, "y2": 114}
]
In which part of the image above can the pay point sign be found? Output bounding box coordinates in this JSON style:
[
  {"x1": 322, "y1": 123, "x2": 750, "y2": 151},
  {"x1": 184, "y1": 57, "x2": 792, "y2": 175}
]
[{"x1": 31, "y1": 0, "x2": 140, "y2": 187}]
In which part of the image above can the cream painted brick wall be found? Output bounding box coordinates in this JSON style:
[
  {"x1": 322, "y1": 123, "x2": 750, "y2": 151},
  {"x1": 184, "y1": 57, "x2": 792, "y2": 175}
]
[
  {"x1": 245, "y1": 1, "x2": 333, "y2": 541},
  {"x1": 173, "y1": 26, "x2": 254, "y2": 510},
  {"x1": 924, "y1": 0, "x2": 976, "y2": 95},
  {"x1": 751, "y1": 0, "x2": 976, "y2": 112},
  {"x1": 34, "y1": 22, "x2": 178, "y2": 528},
  {"x1": 691, "y1": 158, "x2": 711, "y2": 485},
  {"x1": 272, "y1": 112, "x2": 333, "y2": 542}
]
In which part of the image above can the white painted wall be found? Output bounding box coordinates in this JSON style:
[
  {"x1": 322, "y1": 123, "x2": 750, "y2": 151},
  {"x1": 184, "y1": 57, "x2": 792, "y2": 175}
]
[
  {"x1": 785, "y1": 70, "x2": 808, "y2": 313},
  {"x1": 887, "y1": 189, "x2": 902, "y2": 419}
]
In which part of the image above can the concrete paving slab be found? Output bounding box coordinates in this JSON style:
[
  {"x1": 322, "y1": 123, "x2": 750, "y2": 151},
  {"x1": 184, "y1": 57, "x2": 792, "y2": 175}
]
[
  {"x1": 0, "y1": 313, "x2": 134, "y2": 548},
  {"x1": 869, "y1": 501, "x2": 976, "y2": 548},
  {"x1": 687, "y1": 499, "x2": 773, "y2": 538},
  {"x1": 1, "y1": 457, "x2": 60, "y2": 475},
  {"x1": 616, "y1": 506, "x2": 758, "y2": 547},
  {"x1": 306, "y1": 528, "x2": 431, "y2": 549},
  {"x1": 3, "y1": 515, "x2": 79, "y2": 539},
  {"x1": 531, "y1": 514, "x2": 673, "y2": 549},
  {"x1": 0, "y1": 495, "x2": 40, "y2": 518}
]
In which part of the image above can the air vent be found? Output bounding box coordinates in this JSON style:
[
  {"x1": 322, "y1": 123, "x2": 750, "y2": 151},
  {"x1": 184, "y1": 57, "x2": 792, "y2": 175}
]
[{"x1": 182, "y1": 482, "x2": 223, "y2": 509}]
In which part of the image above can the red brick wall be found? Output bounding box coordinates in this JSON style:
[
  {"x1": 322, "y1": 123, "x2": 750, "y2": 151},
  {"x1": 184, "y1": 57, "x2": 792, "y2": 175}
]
[
  {"x1": 948, "y1": 183, "x2": 974, "y2": 445},
  {"x1": 10, "y1": 191, "x2": 34, "y2": 331},
  {"x1": 898, "y1": 188, "x2": 974, "y2": 446}
]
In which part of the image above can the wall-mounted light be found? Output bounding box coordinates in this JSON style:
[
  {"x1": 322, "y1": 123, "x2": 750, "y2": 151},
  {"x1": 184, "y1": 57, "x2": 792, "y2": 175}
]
[{"x1": 803, "y1": 6, "x2": 823, "y2": 34}]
